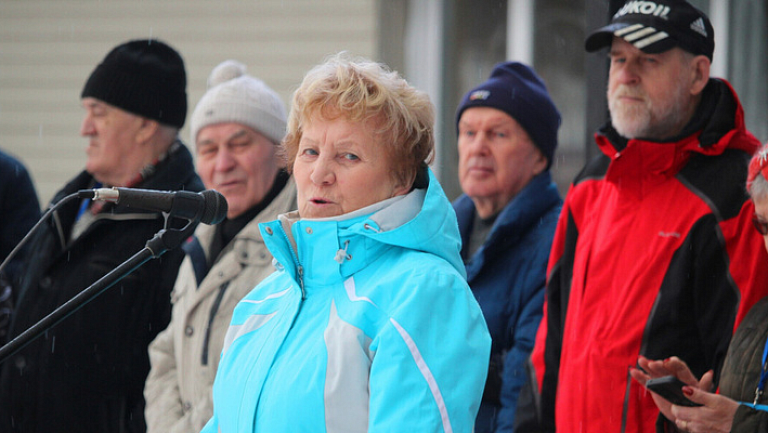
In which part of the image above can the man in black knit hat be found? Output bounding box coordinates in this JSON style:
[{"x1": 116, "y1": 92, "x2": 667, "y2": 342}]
[{"x1": 0, "y1": 39, "x2": 203, "y2": 433}]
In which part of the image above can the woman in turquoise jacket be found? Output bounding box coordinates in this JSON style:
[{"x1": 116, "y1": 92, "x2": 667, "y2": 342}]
[{"x1": 201, "y1": 52, "x2": 491, "y2": 433}]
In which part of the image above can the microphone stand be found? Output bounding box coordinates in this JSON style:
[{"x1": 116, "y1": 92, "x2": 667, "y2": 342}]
[{"x1": 0, "y1": 219, "x2": 198, "y2": 364}]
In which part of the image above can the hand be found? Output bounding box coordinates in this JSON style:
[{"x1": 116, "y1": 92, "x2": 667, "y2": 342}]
[
  {"x1": 629, "y1": 356, "x2": 713, "y2": 424},
  {"x1": 634, "y1": 355, "x2": 710, "y2": 388},
  {"x1": 669, "y1": 385, "x2": 739, "y2": 433}
]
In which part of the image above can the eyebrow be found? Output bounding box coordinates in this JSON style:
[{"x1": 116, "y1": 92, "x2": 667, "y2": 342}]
[
  {"x1": 459, "y1": 118, "x2": 512, "y2": 129},
  {"x1": 198, "y1": 128, "x2": 249, "y2": 147},
  {"x1": 83, "y1": 100, "x2": 106, "y2": 110},
  {"x1": 227, "y1": 129, "x2": 248, "y2": 141}
]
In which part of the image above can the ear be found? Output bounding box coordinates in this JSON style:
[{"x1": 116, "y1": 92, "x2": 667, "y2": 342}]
[
  {"x1": 689, "y1": 55, "x2": 710, "y2": 96},
  {"x1": 392, "y1": 174, "x2": 415, "y2": 197},
  {"x1": 135, "y1": 117, "x2": 160, "y2": 145},
  {"x1": 531, "y1": 148, "x2": 548, "y2": 176}
]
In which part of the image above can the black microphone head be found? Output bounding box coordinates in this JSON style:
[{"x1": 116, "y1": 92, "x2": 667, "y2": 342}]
[{"x1": 201, "y1": 189, "x2": 228, "y2": 225}]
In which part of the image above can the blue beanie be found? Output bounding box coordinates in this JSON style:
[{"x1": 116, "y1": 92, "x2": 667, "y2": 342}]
[{"x1": 456, "y1": 61, "x2": 561, "y2": 169}]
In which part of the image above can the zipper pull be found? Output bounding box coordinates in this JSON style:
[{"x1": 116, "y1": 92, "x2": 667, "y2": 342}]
[
  {"x1": 754, "y1": 388, "x2": 763, "y2": 405},
  {"x1": 298, "y1": 265, "x2": 306, "y2": 300}
]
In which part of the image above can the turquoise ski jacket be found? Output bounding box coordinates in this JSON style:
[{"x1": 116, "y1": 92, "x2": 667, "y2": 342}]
[{"x1": 202, "y1": 169, "x2": 491, "y2": 433}]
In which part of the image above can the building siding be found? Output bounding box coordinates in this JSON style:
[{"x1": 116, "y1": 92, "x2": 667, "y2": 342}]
[{"x1": 0, "y1": 0, "x2": 376, "y2": 204}]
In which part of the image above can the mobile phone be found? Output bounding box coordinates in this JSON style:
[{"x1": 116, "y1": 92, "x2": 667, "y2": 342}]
[{"x1": 645, "y1": 375, "x2": 702, "y2": 407}]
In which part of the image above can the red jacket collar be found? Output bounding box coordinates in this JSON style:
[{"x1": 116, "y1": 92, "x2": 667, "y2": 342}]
[{"x1": 596, "y1": 78, "x2": 758, "y2": 178}]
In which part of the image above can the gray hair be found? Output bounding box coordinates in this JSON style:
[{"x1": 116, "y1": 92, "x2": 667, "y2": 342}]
[{"x1": 749, "y1": 172, "x2": 768, "y2": 202}]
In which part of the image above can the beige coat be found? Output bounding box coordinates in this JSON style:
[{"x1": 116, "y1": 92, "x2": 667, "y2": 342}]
[{"x1": 144, "y1": 178, "x2": 296, "y2": 433}]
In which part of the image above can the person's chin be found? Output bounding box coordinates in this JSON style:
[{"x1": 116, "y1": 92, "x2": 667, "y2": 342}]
[
  {"x1": 301, "y1": 203, "x2": 341, "y2": 219},
  {"x1": 612, "y1": 118, "x2": 647, "y2": 139},
  {"x1": 84, "y1": 161, "x2": 99, "y2": 176},
  {"x1": 222, "y1": 199, "x2": 247, "y2": 219},
  {"x1": 463, "y1": 177, "x2": 495, "y2": 193}
]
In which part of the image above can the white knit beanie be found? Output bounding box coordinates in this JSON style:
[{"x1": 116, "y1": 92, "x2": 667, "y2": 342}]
[{"x1": 190, "y1": 60, "x2": 287, "y2": 145}]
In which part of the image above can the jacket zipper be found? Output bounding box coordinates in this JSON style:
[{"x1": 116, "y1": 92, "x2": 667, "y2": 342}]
[
  {"x1": 201, "y1": 281, "x2": 229, "y2": 365},
  {"x1": 278, "y1": 225, "x2": 305, "y2": 299}
]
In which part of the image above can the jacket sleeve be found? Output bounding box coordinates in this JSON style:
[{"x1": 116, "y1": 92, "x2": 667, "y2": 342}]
[
  {"x1": 200, "y1": 414, "x2": 218, "y2": 433},
  {"x1": 514, "y1": 197, "x2": 574, "y2": 433},
  {"x1": 145, "y1": 322, "x2": 189, "y2": 433},
  {"x1": 731, "y1": 404, "x2": 768, "y2": 432},
  {"x1": 367, "y1": 271, "x2": 491, "y2": 433},
  {"x1": 496, "y1": 279, "x2": 545, "y2": 433}
]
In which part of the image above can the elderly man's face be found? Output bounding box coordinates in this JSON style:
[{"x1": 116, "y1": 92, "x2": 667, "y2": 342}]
[
  {"x1": 293, "y1": 116, "x2": 409, "y2": 219},
  {"x1": 196, "y1": 123, "x2": 279, "y2": 219},
  {"x1": 458, "y1": 107, "x2": 546, "y2": 219},
  {"x1": 80, "y1": 97, "x2": 151, "y2": 186},
  {"x1": 607, "y1": 38, "x2": 698, "y2": 140}
]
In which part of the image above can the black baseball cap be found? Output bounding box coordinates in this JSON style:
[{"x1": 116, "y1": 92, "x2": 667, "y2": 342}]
[{"x1": 585, "y1": 0, "x2": 714, "y2": 61}]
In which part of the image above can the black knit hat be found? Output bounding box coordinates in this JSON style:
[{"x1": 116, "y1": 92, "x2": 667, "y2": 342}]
[
  {"x1": 456, "y1": 61, "x2": 561, "y2": 170},
  {"x1": 81, "y1": 39, "x2": 188, "y2": 128},
  {"x1": 585, "y1": 0, "x2": 715, "y2": 61}
]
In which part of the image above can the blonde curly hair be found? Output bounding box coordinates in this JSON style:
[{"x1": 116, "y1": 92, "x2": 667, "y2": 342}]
[{"x1": 282, "y1": 52, "x2": 434, "y2": 189}]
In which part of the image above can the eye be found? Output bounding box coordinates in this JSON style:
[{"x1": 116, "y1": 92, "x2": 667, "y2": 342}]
[
  {"x1": 301, "y1": 148, "x2": 318, "y2": 157},
  {"x1": 343, "y1": 153, "x2": 359, "y2": 161},
  {"x1": 90, "y1": 106, "x2": 107, "y2": 117},
  {"x1": 197, "y1": 145, "x2": 216, "y2": 158},
  {"x1": 230, "y1": 140, "x2": 251, "y2": 152},
  {"x1": 494, "y1": 131, "x2": 507, "y2": 139}
]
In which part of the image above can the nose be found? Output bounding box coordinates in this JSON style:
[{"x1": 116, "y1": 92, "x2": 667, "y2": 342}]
[
  {"x1": 465, "y1": 131, "x2": 490, "y2": 155},
  {"x1": 309, "y1": 155, "x2": 335, "y2": 185},
  {"x1": 214, "y1": 147, "x2": 236, "y2": 172},
  {"x1": 80, "y1": 113, "x2": 95, "y2": 136},
  {"x1": 614, "y1": 60, "x2": 640, "y2": 86}
]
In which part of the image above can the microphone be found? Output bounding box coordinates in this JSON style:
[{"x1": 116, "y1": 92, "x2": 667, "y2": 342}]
[{"x1": 78, "y1": 188, "x2": 228, "y2": 225}]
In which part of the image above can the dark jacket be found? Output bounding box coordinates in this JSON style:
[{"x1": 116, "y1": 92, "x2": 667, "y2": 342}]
[
  {"x1": 518, "y1": 79, "x2": 768, "y2": 433},
  {"x1": 0, "y1": 149, "x2": 41, "y2": 345},
  {"x1": 0, "y1": 149, "x2": 41, "y2": 280},
  {"x1": 453, "y1": 171, "x2": 562, "y2": 433},
  {"x1": 0, "y1": 141, "x2": 203, "y2": 433},
  {"x1": 719, "y1": 296, "x2": 768, "y2": 432}
]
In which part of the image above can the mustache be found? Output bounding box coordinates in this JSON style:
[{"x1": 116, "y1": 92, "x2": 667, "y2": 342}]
[{"x1": 610, "y1": 85, "x2": 647, "y2": 100}]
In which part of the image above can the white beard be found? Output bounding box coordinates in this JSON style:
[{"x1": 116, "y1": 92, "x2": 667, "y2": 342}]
[{"x1": 608, "y1": 77, "x2": 691, "y2": 140}]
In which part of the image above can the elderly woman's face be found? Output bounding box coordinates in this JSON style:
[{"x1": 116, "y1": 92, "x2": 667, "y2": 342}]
[
  {"x1": 753, "y1": 194, "x2": 768, "y2": 254},
  {"x1": 293, "y1": 116, "x2": 409, "y2": 218}
]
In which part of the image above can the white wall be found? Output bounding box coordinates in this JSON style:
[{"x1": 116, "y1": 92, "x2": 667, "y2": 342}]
[{"x1": 0, "y1": 0, "x2": 377, "y2": 205}]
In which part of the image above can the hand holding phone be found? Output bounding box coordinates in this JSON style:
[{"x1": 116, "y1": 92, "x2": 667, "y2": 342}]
[{"x1": 645, "y1": 375, "x2": 702, "y2": 407}]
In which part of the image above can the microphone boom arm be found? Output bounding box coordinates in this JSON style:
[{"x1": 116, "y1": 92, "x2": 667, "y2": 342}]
[{"x1": 0, "y1": 219, "x2": 198, "y2": 364}]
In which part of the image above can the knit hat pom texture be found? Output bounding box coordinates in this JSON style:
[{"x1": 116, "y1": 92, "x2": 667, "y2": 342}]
[{"x1": 190, "y1": 60, "x2": 287, "y2": 146}]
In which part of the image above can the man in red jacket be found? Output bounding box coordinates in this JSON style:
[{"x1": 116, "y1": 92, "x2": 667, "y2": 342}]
[{"x1": 515, "y1": 1, "x2": 768, "y2": 432}]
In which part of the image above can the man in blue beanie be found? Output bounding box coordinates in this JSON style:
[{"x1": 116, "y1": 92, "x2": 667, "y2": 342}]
[{"x1": 452, "y1": 61, "x2": 563, "y2": 433}]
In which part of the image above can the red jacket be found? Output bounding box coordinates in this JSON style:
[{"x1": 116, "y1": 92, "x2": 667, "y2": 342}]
[{"x1": 529, "y1": 79, "x2": 768, "y2": 433}]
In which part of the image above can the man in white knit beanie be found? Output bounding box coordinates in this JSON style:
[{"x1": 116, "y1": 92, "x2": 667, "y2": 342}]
[{"x1": 143, "y1": 60, "x2": 297, "y2": 433}]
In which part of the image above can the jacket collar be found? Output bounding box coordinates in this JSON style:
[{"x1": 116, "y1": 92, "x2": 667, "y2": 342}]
[
  {"x1": 454, "y1": 171, "x2": 561, "y2": 272},
  {"x1": 596, "y1": 78, "x2": 758, "y2": 178},
  {"x1": 48, "y1": 140, "x2": 202, "y2": 246},
  {"x1": 261, "y1": 168, "x2": 465, "y2": 287},
  {"x1": 195, "y1": 177, "x2": 296, "y2": 266}
]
